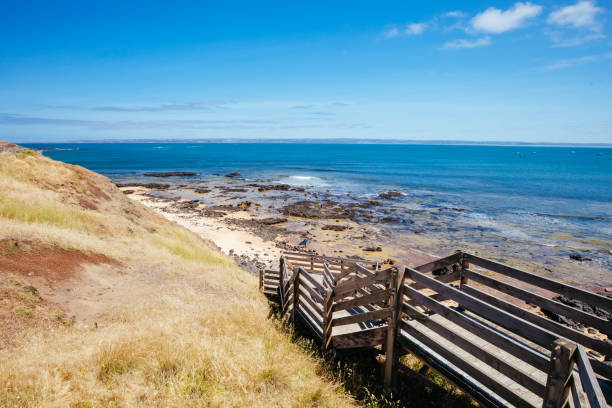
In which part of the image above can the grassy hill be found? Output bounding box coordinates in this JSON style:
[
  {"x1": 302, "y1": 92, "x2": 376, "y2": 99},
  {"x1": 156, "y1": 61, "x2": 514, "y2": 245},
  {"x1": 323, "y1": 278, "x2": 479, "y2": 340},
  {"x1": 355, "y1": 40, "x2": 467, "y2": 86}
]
[{"x1": 0, "y1": 145, "x2": 354, "y2": 407}]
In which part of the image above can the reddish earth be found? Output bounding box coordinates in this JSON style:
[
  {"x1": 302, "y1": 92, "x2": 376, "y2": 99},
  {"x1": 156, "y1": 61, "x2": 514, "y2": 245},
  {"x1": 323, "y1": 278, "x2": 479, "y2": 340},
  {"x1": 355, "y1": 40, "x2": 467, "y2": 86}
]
[
  {"x1": 0, "y1": 239, "x2": 118, "y2": 283},
  {"x1": 0, "y1": 141, "x2": 24, "y2": 152}
]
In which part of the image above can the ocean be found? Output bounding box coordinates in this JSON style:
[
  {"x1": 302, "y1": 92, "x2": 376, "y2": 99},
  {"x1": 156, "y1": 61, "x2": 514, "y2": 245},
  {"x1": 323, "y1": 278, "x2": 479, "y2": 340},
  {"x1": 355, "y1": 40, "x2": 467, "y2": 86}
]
[{"x1": 25, "y1": 142, "x2": 612, "y2": 277}]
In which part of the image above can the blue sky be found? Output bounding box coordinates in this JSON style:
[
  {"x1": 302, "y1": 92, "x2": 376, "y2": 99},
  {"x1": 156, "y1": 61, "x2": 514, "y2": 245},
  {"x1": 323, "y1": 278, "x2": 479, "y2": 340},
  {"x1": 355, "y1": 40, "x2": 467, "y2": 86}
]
[{"x1": 1, "y1": 1, "x2": 611, "y2": 143}]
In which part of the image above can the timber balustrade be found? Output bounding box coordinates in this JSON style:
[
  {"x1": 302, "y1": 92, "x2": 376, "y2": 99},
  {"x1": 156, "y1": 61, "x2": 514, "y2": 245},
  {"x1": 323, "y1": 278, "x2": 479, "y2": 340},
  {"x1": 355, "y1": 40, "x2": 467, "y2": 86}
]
[{"x1": 260, "y1": 251, "x2": 611, "y2": 408}]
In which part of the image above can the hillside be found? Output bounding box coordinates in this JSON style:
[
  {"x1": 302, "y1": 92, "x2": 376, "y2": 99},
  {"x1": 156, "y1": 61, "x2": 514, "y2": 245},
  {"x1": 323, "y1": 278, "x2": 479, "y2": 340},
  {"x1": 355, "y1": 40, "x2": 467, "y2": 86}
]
[{"x1": 0, "y1": 145, "x2": 355, "y2": 407}]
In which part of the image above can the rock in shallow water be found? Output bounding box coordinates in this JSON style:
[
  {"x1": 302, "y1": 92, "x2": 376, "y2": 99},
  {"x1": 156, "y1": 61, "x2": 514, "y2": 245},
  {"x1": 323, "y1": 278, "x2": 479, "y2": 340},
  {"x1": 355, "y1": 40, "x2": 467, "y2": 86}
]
[{"x1": 143, "y1": 172, "x2": 197, "y2": 177}]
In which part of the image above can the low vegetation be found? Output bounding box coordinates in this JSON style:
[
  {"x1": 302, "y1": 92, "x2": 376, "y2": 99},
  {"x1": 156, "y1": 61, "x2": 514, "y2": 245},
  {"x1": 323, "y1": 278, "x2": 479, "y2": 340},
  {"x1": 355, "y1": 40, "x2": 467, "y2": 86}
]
[{"x1": 0, "y1": 148, "x2": 353, "y2": 407}]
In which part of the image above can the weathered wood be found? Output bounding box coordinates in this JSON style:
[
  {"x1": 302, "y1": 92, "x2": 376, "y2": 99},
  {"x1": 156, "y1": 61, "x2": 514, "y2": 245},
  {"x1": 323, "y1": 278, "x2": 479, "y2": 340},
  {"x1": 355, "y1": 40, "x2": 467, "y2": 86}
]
[
  {"x1": 332, "y1": 308, "x2": 391, "y2": 327},
  {"x1": 323, "y1": 264, "x2": 335, "y2": 288},
  {"x1": 403, "y1": 284, "x2": 549, "y2": 370},
  {"x1": 332, "y1": 326, "x2": 386, "y2": 349},
  {"x1": 542, "y1": 339, "x2": 576, "y2": 408},
  {"x1": 406, "y1": 267, "x2": 564, "y2": 350},
  {"x1": 576, "y1": 345, "x2": 607, "y2": 408},
  {"x1": 322, "y1": 288, "x2": 334, "y2": 349},
  {"x1": 384, "y1": 269, "x2": 398, "y2": 390},
  {"x1": 463, "y1": 268, "x2": 611, "y2": 337},
  {"x1": 297, "y1": 267, "x2": 326, "y2": 292},
  {"x1": 298, "y1": 293, "x2": 324, "y2": 328},
  {"x1": 401, "y1": 319, "x2": 538, "y2": 408},
  {"x1": 465, "y1": 254, "x2": 612, "y2": 314},
  {"x1": 401, "y1": 304, "x2": 546, "y2": 395},
  {"x1": 334, "y1": 268, "x2": 392, "y2": 298},
  {"x1": 462, "y1": 284, "x2": 612, "y2": 357},
  {"x1": 292, "y1": 268, "x2": 300, "y2": 323},
  {"x1": 298, "y1": 277, "x2": 324, "y2": 304},
  {"x1": 295, "y1": 308, "x2": 323, "y2": 339},
  {"x1": 414, "y1": 252, "x2": 462, "y2": 273},
  {"x1": 590, "y1": 358, "x2": 612, "y2": 380},
  {"x1": 332, "y1": 288, "x2": 392, "y2": 312},
  {"x1": 570, "y1": 371, "x2": 589, "y2": 408},
  {"x1": 298, "y1": 285, "x2": 324, "y2": 315}
]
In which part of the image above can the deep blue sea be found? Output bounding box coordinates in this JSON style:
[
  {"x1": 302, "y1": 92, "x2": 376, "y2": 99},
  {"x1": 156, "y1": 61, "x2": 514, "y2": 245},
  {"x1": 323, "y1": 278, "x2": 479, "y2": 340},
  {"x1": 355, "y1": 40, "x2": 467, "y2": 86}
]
[{"x1": 24, "y1": 142, "x2": 612, "y2": 260}]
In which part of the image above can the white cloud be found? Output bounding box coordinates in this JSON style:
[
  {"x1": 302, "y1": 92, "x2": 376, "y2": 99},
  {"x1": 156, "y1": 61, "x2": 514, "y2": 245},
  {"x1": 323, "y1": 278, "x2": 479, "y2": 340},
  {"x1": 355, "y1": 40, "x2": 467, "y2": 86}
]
[
  {"x1": 472, "y1": 2, "x2": 543, "y2": 34},
  {"x1": 442, "y1": 37, "x2": 492, "y2": 49},
  {"x1": 547, "y1": 1, "x2": 602, "y2": 30},
  {"x1": 541, "y1": 52, "x2": 612, "y2": 70},
  {"x1": 405, "y1": 23, "x2": 427, "y2": 35},
  {"x1": 384, "y1": 26, "x2": 399, "y2": 38},
  {"x1": 444, "y1": 11, "x2": 466, "y2": 18},
  {"x1": 549, "y1": 32, "x2": 605, "y2": 47}
]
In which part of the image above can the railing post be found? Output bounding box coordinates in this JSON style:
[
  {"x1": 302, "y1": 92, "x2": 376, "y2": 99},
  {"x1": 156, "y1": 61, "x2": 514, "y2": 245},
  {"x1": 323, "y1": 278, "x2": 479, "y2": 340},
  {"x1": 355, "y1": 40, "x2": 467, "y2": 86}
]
[
  {"x1": 543, "y1": 339, "x2": 577, "y2": 408},
  {"x1": 384, "y1": 267, "x2": 399, "y2": 391},
  {"x1": 259, "y1": 269, "x2": 263, "y2": 292},
  {"x1": 459, "y1": 252, "x2": 469, "y2": 290},
  {"x1": 292, "y1": 268, "x2": 300, "y2": 324}
]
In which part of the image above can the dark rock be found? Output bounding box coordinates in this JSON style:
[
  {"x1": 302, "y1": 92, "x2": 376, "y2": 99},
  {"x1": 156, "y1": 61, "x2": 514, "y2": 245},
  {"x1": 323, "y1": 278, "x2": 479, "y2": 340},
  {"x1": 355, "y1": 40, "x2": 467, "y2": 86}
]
[
  {"x1": 379, "y1": 217, "x2": 401, "y2": 223},
  {"x1": 256, "y1": 218, "x2": 287, "y2": 225},
  {"x1": 122, "y1": 190, "x2": 135, "y2": 195},
  {"x1": 194, "y1": 188, "x2": 211, "y2": 194},
  {"x1": 115, "y1": 182, "x2": 170, "y2": 190},
  {"x1": 143, "y1": 172, "x2": 197, "y2": 177},
  {"x1": 363, "y1": 246, "x2": 382, "y2": 252},
  {"x1": 321, "y1": 224, "x2": 350, "y2": 231},
  {"x1": 237, "y1": 201, "x2": 252, "y2": 208},
  {"x1": 248, "y1": 183, "x2": 291, "y2": 192},
  {"x1": 569, "y1": 253, "x2": 592, "y2": 262},
  {"x1": 224, "y1": 172, "x2": 241, "y2": 178},
  {"x1": 378, "y1": 191, "x2": 404, "y2": 200},
  {"x1": 280, "y1": 200, "x2": 357, "y2": 220},
  {"x1": 221, "y1": 188, "x2": 247, "y2": 193}
]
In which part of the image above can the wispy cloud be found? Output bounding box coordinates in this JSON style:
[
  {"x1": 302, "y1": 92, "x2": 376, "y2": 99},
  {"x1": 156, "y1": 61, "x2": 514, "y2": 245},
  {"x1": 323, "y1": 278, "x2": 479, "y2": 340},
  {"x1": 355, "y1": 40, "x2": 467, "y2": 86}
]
[
  {"x1": 406, "y1": 23, "x2": 427, "y2": 35},
  {"x1": 471, "y1": 2, "x2": 543, "y2": 34},
  {"x1": 444, "y1": 11, "x2": 466, "y2": 18},
  {"x1": 540, "y1": 52, "x2": 612, "y2": 70},
  {"x1": 442, "y1": 36, "x2": 492, "y2": 49},
  {"x1": 92, "y1": 102, "x2": 229, "y2": 112},
  {"x1": 0, "y1": 113, "x2": 362, "y2": 130},
  {"x1": 547, "y1": 1, "x2": 602, "y2": 30},
  {"x1": 383, "y1": 26, "x2": 399, "y2": 39},
  {"x1": 383, "y1": 22, "x2": 427, "y2": 38},
  {"x1": 548, "y1": 31, "x2": 605, "y2": 47}
]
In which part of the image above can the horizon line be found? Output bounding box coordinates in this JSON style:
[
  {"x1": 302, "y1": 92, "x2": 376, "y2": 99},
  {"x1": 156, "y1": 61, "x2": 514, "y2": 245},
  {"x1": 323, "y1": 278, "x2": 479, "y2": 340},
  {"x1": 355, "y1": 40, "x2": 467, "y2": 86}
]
[{"x1": 14, "y1": 138, "x2": 612, "y2": 147}]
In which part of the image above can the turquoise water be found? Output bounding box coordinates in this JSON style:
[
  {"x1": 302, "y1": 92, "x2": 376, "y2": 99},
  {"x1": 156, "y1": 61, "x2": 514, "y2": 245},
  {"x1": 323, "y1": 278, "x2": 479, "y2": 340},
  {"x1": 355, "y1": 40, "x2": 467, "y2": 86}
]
[{"x1": 26, "y1": 142, "x2": 612, "y2": 262}]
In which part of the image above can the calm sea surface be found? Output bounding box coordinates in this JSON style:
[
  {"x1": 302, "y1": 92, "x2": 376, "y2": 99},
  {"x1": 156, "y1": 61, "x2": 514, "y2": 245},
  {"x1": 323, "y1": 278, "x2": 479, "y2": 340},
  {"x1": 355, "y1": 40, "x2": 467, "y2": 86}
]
[{"x1": 25, "y1": 143, "x2": 612, "y2": 263}]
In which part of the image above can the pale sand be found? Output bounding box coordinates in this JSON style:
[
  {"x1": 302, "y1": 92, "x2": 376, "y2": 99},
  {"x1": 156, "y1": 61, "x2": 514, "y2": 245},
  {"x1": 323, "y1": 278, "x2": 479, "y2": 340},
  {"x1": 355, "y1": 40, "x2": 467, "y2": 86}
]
[{"x1": 127, "y1": 190, "x2": 281, "y2": 268}]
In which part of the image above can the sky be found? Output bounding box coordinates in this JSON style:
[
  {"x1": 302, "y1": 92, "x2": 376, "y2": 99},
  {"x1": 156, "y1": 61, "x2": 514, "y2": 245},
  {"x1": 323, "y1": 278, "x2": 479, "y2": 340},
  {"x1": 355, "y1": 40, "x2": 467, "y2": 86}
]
[{"x1": 1, "y1": 1, "x2": 611, "y2": 143}]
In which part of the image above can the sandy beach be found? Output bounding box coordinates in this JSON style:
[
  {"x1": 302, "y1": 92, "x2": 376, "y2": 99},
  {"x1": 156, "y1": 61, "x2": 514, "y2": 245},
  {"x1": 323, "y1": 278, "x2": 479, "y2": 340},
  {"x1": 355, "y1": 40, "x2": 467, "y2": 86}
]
[{"x1": 119, "y1": 175, "x2": 611, "y2": 294}]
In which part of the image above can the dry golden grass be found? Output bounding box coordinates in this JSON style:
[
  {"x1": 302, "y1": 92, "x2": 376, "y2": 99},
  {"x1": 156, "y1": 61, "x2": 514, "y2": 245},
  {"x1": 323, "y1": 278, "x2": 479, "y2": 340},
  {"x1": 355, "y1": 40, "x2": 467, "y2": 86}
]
[{"x1": 0, "y1": 149, "x2": 355, "y2": 408}]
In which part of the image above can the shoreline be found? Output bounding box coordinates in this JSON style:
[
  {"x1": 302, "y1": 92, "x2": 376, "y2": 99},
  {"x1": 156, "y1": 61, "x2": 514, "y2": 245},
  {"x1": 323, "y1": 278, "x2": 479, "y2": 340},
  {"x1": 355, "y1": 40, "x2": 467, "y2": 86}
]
[{"x1": 120, "y1": 176, "x2": 611, "y2": 294}]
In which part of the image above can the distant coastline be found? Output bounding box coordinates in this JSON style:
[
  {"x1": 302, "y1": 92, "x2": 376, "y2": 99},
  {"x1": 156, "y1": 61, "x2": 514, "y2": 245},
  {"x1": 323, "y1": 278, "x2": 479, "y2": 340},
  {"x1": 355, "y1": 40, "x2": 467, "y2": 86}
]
[{"x1": 15, "y1": 138, "x2": 612, "y2": 147}]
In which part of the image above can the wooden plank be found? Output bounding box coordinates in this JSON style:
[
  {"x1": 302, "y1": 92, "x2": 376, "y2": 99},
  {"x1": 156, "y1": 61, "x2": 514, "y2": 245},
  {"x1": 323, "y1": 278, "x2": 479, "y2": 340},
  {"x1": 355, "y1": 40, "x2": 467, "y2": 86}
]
[
  {"x1": 298, "y1": 293, "x2": 324, "y2": 327},
  {"x1": 282, "y1": 251, "x2": 362, "y2": 264},
  {"x1": 332, "y1": 288, "x2": 392, "y2": 313},
  {"x1": 576, "y1": 345, "x2": 607, "y2": 408},
  {"x1": 334, "y1": 268, "x2": 392, "y2": 298},
  {"x1": 298, "y1": 267, "x2": 325, "y2": 293},
  {"x1": 299, "y1": 277, "x2": 324, "y2": 304},
  {"x1": 323, "y1": 264, "x2": 335, "y2": 288},
  {"x1": 570, "y1": 371, "x2": 589, "y2": 408},
  {"x1": 414, "y1": 252, "x2": 462, "y2": 273},
  {"x1": 406, "y1": 267, "x2": 563, "y2": 350},
  {"x1": 462, "y1": 284, "x2": 612, "y2": 357},
  {"x1": 402, "y1": 303, "x2": 546, "y2": 396},
  {"x1": 298, "y1": 284, "x2": 324, "y2": 314},
  {"x1": 542, "y1": 339, "x2": 575, "y2": 408},
  {"x1": 590, "y1": 358, "x2": 612, "y2": 380},
  {"x1": 332, "y1": 326, "x2": 386, "y2": 350},
  {"x1": 332, "y1": 308, "x2": 391, "y2": 327},
  {"x1": 463, "y1": 269, "x2": 611, "y2": 337},
  {"x1": 401, "y1": 319, "x2": 538, "y2": 408},
  {"x1": 403, "y1": 284, "x2": 549, "y2": 370},
  {"x1": 296, "y1": 308, "x2": 323, "y2": 339},
  {"x1": 465, "y1": 254, "x2": 612, "y2": 314}
]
